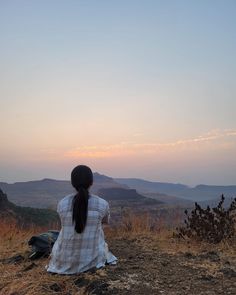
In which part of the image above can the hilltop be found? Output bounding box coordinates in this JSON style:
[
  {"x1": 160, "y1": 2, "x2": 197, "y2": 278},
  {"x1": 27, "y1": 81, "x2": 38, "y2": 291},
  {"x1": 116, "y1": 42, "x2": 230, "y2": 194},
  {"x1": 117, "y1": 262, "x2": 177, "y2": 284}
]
[
  {"x1": 1, "y1": 184, "x2": 236, "y2": 294},
  {"x1": 0, "y1": 220, "x2": 236, "y2": 294}
]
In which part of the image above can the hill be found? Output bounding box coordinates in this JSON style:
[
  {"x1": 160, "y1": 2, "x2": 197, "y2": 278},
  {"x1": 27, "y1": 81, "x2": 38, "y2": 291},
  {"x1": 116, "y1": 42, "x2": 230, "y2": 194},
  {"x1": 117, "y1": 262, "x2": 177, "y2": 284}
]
[
  {"x1": 0, "y1": 189, "x2": 59, "y2": 227},
  {"x1": 98, "y1": 187, "x2": 160, "y2": 204},
  {"x1": 115, "y1": 178, "x2": 188, "y2": 195},
  {"x1": 142, "y1": 192, "x2": 194, "y2": 206},
  {"x1": 97, "y1": 187, "x2": 163, "y2": 224}
]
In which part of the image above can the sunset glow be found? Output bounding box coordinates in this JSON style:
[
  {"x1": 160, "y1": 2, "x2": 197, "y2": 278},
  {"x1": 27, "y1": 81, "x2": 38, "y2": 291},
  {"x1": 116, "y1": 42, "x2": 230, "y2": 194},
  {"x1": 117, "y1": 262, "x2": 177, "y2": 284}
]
[{"x1": 0, "y1": 1, "x2": 235, "y2": 185}]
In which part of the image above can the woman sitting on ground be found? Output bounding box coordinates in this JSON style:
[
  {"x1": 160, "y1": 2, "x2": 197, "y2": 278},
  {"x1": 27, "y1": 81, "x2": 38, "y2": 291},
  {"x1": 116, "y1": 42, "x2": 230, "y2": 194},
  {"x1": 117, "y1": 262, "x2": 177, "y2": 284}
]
[{"x1": 47, "y1": 165, "x2": 117, "y2": 274}]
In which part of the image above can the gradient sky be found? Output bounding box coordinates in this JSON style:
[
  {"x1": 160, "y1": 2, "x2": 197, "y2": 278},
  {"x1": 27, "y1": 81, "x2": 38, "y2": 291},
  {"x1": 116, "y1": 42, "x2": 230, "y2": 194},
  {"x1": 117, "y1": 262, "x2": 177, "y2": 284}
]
[{"x1": 0, "y1": 0, "x2": 236, "y2": 185}]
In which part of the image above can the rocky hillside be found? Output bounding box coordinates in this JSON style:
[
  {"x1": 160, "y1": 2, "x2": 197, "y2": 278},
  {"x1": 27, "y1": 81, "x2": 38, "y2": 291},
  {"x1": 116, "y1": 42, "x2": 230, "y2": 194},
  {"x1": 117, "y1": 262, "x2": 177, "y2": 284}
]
[{"x1": 0, "y1": 189, "x2": 59, "y2": 227}]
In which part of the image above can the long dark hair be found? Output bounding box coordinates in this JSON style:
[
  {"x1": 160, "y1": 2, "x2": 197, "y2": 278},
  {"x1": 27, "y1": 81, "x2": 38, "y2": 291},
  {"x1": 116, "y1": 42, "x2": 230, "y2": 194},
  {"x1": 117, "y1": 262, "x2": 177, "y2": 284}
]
[{"x1": 71, "y1": 165, "x2": 93, "y2": 233}]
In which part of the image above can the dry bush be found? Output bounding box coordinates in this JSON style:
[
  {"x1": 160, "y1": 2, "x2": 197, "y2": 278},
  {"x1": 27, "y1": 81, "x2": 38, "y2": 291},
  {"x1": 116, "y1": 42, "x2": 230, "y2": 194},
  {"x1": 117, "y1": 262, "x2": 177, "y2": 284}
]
[{"x1": 175, "y1": 195, "x2": 236, "y2": 244}]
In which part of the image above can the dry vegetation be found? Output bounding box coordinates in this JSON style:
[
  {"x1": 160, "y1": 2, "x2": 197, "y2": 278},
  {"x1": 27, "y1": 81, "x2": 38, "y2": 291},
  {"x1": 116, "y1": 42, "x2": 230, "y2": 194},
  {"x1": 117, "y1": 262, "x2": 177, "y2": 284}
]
[
  {"x1": 0, "y1": 219, "x2": 86, "y2": 295},
  {"x1": 1, "y1": 213, "x2": 236, "y2": 295},
  {"x1": 176, "y1": 195, "x2": 236, "y2": 243},
  {"x1": 107, "y1": 211, "x2": 236, "y2": 256}
]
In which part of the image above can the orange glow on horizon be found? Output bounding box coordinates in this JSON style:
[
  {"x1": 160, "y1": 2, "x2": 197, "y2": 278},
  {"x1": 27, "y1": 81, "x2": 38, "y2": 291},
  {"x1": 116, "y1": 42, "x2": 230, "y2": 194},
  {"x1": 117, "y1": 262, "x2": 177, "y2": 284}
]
[{"x1": 63, "y1": 129, "x2": 236, "y2": 160}]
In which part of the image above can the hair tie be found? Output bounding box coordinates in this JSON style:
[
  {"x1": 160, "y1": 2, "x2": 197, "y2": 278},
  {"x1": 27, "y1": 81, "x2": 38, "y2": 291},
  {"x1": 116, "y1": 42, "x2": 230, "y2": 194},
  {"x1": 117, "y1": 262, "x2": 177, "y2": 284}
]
[{"x1": 77, "y1": 186, "x2": 86, "y2": 190}]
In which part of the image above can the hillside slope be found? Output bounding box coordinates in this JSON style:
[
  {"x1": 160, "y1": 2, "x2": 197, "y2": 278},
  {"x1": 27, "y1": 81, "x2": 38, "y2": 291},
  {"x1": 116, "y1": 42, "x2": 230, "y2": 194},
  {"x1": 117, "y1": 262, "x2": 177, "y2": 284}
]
[{"x1": 0, "y1": 189, "x2": 59, "y2": 227}]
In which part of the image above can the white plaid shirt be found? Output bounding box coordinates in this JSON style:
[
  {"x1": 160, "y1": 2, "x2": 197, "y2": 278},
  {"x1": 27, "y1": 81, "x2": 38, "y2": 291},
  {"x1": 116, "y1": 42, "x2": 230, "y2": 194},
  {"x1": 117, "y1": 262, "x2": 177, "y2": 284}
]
[{"x1": 47, "y1": 194, "x2": 117, "y2": 274}]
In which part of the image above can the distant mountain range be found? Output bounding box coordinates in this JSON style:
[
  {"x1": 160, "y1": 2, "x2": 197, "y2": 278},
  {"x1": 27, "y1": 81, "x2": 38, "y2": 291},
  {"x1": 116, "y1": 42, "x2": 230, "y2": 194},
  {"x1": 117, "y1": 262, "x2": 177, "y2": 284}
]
[
  {"x1": 0, "y1": 173, "x2": 162, "y2": 212},
  {"x1": 1, "y1": 173, "x2": 235, "y2": 211},
  {"x1": 0, "y1": 173, "x2": 127, "y2": 209},
  {"x1": 115, "y1": 178, "x2": 236, "y2": 203},
  {"x1": 2, "y1": 173, "x2": 235, "y2": 228},
  {"x1": 0, "y1": 174, "x2": 163, "y2": 225}
]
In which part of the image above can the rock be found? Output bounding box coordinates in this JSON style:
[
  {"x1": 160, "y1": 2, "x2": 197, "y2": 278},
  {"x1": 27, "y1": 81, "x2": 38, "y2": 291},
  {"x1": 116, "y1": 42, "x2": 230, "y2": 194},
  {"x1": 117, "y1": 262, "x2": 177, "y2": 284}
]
[
  {"x1": 0, "y1": 254, "x2": 24, "y2": 264},
  {"x1": 220, "y1": 267, "x2": 236, "y2": 277},
  {"x1": 224, "y1": 260, "x2": 231, "y2": 266},
  {"x1": 0, "y1": 189, "x2": 8, "y2": 206},
  {"x1": 84, "y1": 266, "x2": 97, "y2": 274},
  {"x1": 161, "y1": 260, "x2": 169, "y2": 266},
  {"x1": 86, "y1": 280, "x2": 109, "y2": 295},
  {"x1": 184, "y1": 252, "x2": 196, "y2": 259},
  {"x1": 74, "y1": 278, "x2": 90, "y2": 288},
  {"x1": 22, "y1": 262, "x2": 37, "y2": 272},
  {"x1": 49, "y1": 283, "x2": 62, "y2": 292},
  {"x1": 199, "y1": 251, "x2": 220, "y2": 262},
  {"x1": 198, "y1": 274, "x2": 214, "y2": 281}
]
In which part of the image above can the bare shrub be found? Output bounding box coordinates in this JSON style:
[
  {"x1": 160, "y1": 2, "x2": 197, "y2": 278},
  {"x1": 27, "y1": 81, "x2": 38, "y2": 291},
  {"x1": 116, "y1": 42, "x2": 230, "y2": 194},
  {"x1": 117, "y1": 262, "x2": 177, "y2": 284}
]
[{"x1": 175, "y1": 195, "x2": 236, "y2": 243}]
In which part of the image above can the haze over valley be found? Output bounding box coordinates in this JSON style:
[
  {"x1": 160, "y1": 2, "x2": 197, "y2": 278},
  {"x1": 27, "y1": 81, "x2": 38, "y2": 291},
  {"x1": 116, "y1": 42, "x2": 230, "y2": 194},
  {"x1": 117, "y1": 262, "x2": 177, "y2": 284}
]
[{"x1": 1, "y1": 173, "x2": 236, "y2": 223}]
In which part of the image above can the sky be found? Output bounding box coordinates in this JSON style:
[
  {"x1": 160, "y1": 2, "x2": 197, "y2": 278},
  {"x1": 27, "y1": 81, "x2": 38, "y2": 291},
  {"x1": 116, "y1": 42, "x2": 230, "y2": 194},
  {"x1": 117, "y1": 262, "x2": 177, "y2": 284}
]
[{"x1": 0, "y1": 0, "x2": 236, "y2": 186}]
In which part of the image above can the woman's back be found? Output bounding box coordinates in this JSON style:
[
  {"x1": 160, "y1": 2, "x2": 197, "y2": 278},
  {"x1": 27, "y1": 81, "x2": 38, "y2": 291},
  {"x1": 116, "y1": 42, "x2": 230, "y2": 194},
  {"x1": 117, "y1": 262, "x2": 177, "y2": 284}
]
[
  {"x1": 47, "y1": 194, "x2": 117, "y2": 274},
  {"x1": 59, "y1": 193, "x2": 109, "y2": 232}
]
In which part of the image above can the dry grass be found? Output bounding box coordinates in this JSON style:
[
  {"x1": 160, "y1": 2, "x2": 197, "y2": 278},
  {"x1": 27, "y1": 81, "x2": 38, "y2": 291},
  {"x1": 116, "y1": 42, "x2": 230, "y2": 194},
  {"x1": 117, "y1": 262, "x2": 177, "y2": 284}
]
[
  {"x1": 0, "y1": 219, "x2": 89, "y2": 295},
  {"x1": 0, "y1": 219, "x2": 38, "y2": 260},
  {"x1": 1, "y1": 214, "x2": 236, "y2": 295},
  {"x1": 0, "y1": 263, "x2": 87, "y2": 295},
  {"x1": 105, "y1": 212, "x2": 236, "y2": 258}
]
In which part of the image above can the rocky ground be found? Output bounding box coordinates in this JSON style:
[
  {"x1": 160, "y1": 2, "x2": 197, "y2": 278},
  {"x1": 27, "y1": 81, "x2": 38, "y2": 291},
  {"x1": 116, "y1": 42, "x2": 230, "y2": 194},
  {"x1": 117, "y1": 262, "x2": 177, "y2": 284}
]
[
  {"x1": 1, "y1": 234, "x2": 236, "y2": 295},
  {"x1": 77, "y1": 237, "x2": 236, "y2": 295}
]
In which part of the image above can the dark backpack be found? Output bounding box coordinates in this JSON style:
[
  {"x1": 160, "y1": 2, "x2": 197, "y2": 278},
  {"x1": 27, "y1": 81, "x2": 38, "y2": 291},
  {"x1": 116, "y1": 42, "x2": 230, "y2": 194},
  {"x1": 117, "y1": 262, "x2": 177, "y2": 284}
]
[{"x1": 28, "y1": 230, "x2": 59, "y2": 260}]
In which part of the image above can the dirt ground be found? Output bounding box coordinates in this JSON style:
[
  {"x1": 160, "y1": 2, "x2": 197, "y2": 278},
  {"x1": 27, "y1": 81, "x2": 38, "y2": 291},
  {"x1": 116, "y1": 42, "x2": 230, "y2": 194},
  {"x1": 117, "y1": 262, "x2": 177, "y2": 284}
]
[{"x1": 75, "y1": 237, "x2": 236, "y2": 295}]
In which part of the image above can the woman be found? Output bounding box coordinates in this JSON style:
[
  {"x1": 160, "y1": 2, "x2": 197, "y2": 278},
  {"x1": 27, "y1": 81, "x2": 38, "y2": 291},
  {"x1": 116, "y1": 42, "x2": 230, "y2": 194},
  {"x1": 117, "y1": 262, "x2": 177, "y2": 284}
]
[{"x1": 47, "y1": 165, "x2": 117, "y2": 274}]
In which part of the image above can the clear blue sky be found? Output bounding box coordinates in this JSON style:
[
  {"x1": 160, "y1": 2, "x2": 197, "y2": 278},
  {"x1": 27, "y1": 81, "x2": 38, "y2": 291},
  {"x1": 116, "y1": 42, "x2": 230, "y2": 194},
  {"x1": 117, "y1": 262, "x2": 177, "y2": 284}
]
[{"x1": 0, "y1": 0, "x2": 236, "y2": 185}]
